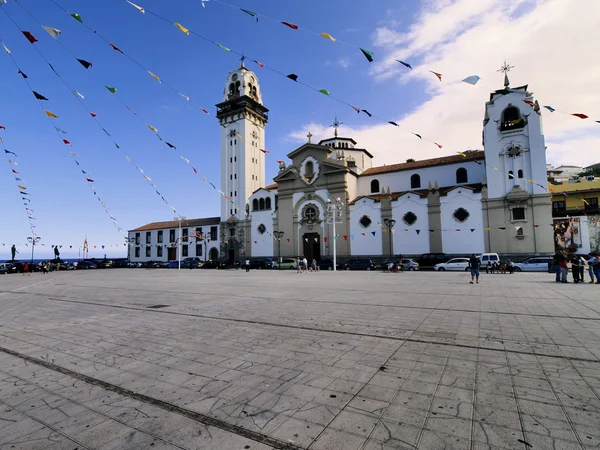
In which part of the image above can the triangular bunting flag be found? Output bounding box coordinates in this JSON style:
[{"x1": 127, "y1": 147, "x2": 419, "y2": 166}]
[
  {"x1": 281, "y1": 21, "x2": 298, "y2": 30},
  {"x1": 22, "y1": 31, "x2": 38, "y2": 44},
  {"x1": 430, "y1": 71, "x2": 442, "y2": 81},
  {"x1": 174, "y1": 23, "x2": 190, "y2": 35},
  {"x1": 126, "y1": 1, "x2": 145, "y2": 13},
  {"x1": 396, "y1": 60, "x2": 412, "y2": 69},
  {"x1": 360, "y1": 48, "x2": 374, "y2": 62},
  {"x1": 33, "y1": 91, "x2": 48, "y2": 101},
  {"x1": 71, "y1": 13, "x2": 83, "y2": 23},
  {"x1": 320, "y1": 32, "x2": 336, "y2": 42},
  {"x1": 77, "y1": 59, "x2": 92, "y2": 69},
  {"x1": 240, "y1": 9, "x2": 258, "y2": 21},
  {"x1": 42, "y1": 26, "x2": 61, "y2": 39}
]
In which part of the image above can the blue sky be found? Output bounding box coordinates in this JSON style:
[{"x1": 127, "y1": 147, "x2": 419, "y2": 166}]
[{"x1": 1, "y1": 0, "x2": 598, "y2": 260}]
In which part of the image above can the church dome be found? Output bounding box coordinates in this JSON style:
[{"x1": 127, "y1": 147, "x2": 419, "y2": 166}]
[{"x1": 222, "y1": 62, "x2": 263, "y2": 105}]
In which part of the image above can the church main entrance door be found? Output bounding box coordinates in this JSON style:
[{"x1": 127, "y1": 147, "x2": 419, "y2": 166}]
[{"x1": 302, "y1": 233, "x2": 321, "y2": 261}]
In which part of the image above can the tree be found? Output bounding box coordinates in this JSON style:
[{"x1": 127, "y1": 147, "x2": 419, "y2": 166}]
[
  {"x1": 578, "y1": 168, "x2": 600, "y2": 178},
  {"x1": 406, "y1": 158, "x2": 415, "y2": 163}
]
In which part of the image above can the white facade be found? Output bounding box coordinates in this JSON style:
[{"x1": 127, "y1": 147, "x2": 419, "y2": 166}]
[
  {"x1": 392, "y1": 193, "x2": 431, "y2": 255},
  {"x1": 359, "y1": 160, "x2": 486, "y2": 196},
  {"x1": 128, "y1": 220, "x2": 220, "y2": 263},
  {"x1": 349, "y1": 198, "x2": 383, "y2": 256},
  {"x1": 440, "y1": 188, "x2": 485, "y2": 255},
  {"x1": 248, "y1": 187, "x2": 277, "y2": 257}
]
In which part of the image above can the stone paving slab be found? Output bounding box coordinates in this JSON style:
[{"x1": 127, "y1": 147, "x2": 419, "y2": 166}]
[{"x1": 0, "y1": 269, "x2": 599, "y2": 449}]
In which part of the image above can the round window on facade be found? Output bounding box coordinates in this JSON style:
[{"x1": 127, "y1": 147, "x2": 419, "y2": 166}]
[
  {"x1": 403, "y1": 212, "x2": 417, "y2": 225},
  {"x1": 257, "y1": 224, "x2": 266, "y2": 234},
  {"x1": 232, "y1": 74, "x2": 238, "y2": 82},
  {"x1": 359, "y1": 215, "x2": 372, "y2": 228},
  {"x1": 453, "y1": 207, "x2": 470, "y2": 223}
]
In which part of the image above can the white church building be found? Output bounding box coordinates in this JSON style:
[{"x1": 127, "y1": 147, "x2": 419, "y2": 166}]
[{"x1": 128, "y1": 63, "x2": 554, "y2": 263}]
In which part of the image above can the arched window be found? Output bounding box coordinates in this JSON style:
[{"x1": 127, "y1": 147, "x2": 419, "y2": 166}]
[
  {"x1": 265, "y1": 197, "x2": 272, "y2": 210},
  {"x1": 259, "y1": 198, "x2": 265, "y2": 210},
  {"x1": 410, "y1": 174, "x2": 421, "y2": 189},
  {"x1": 370, "y1": 179, "x2": 380, "y2": 193},
  {"x1": 518, "y1": 169, "x2": 523, "y2": 179},
  {"x1": 503, "y1": 106, "x2": 520, "y2": 123},
  {"x1": 228, "y1": 83, "x2": 235, "y2": 97},
  {"x1": 252, "y1": 199, "x2": 258, "y2": 211},
  {"x1": 501, "y1": 106, "x2": 524, "y2": 131},
  {"x1": 508, "y1": 170, "x2": 514, "y2": 180},
  {"x1": 456, "y1": 167, "x2": 468, "y2": 184},
  {"x1": 305, "y1": 161, "x2": 314, "y2": 180}
]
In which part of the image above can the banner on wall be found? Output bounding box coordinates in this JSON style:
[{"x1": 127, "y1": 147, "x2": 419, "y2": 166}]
[{"x1": 553, "y1": 218, "x2": 582, "y2": 252}]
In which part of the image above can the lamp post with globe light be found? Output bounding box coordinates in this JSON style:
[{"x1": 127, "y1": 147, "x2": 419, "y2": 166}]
[
  {"x1": 326, "y1": 197, "x2": 344, "y2": 272},
  {"x1": 383, "y1": 218, "x2": 396, "y2": 262},
  {"x1": 27, "y1": 236, "x2": 41, "y2": 267},
  {"x1": 273, "y1": 231, "x2": 285, "y2": 270}
]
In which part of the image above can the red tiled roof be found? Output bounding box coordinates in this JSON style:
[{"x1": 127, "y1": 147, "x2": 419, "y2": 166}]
[
  {"x1": 264, "y1": 182, "x2": 278, "y2": 190},
  {"x1": 130, "y1": 217, "x2": 220, "y2": 232},
  {"x1": 360, "y1": 151, "x2": 484, "y2": 176}
]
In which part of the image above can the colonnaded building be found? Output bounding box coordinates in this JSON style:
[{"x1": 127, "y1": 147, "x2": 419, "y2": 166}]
[{"x1": 128, "y1": 63, "x2": 555, "y2": 263}]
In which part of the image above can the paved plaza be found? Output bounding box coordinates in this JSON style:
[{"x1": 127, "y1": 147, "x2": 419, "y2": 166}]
[{"x1": 0, "y1": 269, "x2": 599, "y2": 449}]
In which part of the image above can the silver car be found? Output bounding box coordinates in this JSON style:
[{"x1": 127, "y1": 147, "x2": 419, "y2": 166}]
[
  {"x1": 399, "y1": 258, "x2": 419, "y2": 271},
  {"x1": 434, "y1": 258, "x2": 470, "y2": 271},
  {"x1": 513, "y1": 257, "x2": 553, "y2": 272}
]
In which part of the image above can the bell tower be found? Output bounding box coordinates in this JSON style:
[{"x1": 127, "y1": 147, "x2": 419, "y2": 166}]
[
  {"x1": 481, "y1": 62, "x2": 553, "y2": 255},
  {"x1": 216, "y1": 60, "x2": 269, "y2": 222}
]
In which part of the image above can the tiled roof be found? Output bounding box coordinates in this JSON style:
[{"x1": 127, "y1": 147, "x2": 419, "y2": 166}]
[
  {"x1": 264, "y1": 183, "x2": 278, "y2": 190},
  {"x1": 360, "y1": 151, "x2": 484, "y2": 176},
  {"x1": 130, "y1": 217, "x2": 220, "y2": 232}
]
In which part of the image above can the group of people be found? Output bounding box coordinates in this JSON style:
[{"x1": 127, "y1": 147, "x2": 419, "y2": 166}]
[
  {"x1": 553, "y1": 252, "x2": 600, "y2": 284},
  {"x1": 20, "y1": 261, "x2": 67, "y2": 275},
  {"x1": 297, "y1": 257, "x2": 318, "y2": 273},
  {"x1": 484, "y1": 260, "x2": 515, "y2": 274}
]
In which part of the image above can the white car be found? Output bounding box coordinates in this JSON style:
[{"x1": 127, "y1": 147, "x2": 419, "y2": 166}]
[
  {"x1": 434, "y1": 258, "x2": 470, "y2": 271},
  {"x1": 513, "y1": 257, "x2": 553, "y2": 272}
]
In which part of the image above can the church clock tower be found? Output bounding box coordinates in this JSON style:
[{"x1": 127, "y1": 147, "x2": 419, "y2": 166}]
[
  {"x1": 216, "y1": 61, "x2": 269, "y2": 261},
  {"x1": 216, "y1": 61, "x2": 269, "y2": 222},
  {"x1": 481, "y1": 63, "x2": 553, "y2": 255}
]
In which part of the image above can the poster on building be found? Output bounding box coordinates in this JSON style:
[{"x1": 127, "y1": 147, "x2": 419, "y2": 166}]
[
  {"x1": 588, "y1": 215, "x2": 600, "y2": 253},
  {"x1": 553, "y1": 218, "x2": 582, "y2": 252}
]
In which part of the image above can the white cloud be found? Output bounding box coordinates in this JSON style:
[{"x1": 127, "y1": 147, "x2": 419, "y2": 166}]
[
  {"x1": 338, "y1": 58, "x2": 350, "y2": 69},
  {"x1": 290, "y1": 0, "x2": 600, "y2": 169}
]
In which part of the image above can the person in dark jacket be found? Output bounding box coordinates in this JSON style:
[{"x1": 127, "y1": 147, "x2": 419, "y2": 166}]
[{"x1": 469, "y1": 254, "x2": 481, "y2": 284}]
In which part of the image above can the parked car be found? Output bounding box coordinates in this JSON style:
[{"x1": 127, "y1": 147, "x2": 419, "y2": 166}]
[
  {"x1": 417, "y1": 253, "x2": 451, "y2": 270},
  {"x1": 317, "y1": 258, "x2": 334, "y2": 271},
  {"x1": 76, "y1": 261, "x2": 97, "y2": 270},
  {"x1": 141, "y1": 260, "x2": 163, "y2": 269},
  {"x1": 434, "y1": 258, "x2": 470, "y2": 271},
  {"x1": 478, "y1": 253, "x2": 500, "y2": 267},
  {"x1": 272, "y1": 258, "x2": 298, "y2": 270},
  {"x1": 398, "y1": 258, "x2": 419, "y2": 271},
  {"x1": 181, "y1": 257, "x2": 203, "y2": 269},
  {"x1": 249, "y1": 259, "x2": 273, "y2": 270},
  {"x1": 0, "y1": 263, "x2": 17, "y2": 274},
  {"x1": 202, "y1": 260, "x2": 222, "y2": 269},
  {"x1": 513, "y1": 256, "x2": 554, "y2": 272},
  {"x1": 221, "y1": 260, "x2": 241, "y2": 269},
  {"x1": 341, "y1": 258, "x2": 375, "y2": 271}
]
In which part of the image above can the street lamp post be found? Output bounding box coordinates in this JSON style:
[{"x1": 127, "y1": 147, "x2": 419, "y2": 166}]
[
  {"x1": 383, "y1": 218, "x2": 396, "y2": 262},
  {"x1": 125, "y1": 237, "x2": 136, "y2": 268},
  {"x1": 27, "y1": 236, "x2": 41, "y2": 266},
  {"x1": 199, "y1": 233, "x2": 211, "y2": 263},
  {"x1": 174, "y1": 216, "x2": 186, "y2": 270},
  {"x1": 326, "y1": 198, "x2": 344, "y2": 272},
  {"x1": 273, "y1": 231, "x2": 285, "y2": 270}
]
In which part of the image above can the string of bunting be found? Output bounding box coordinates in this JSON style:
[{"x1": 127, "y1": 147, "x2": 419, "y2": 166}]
[
  {"x1": 115, "y1": 0, "x2": 446, "y2": 151},
  {"x1": 195, "y1": 0, "x2": 600, "y2": 124},
  {"x1": 0, "y1": 36, "x2": 128, "y2": 239},
  {"x1": 12, "y1": 0, "x2": 248, "y2": 215},
  {"x1": 0, "y1": 127, "x2": 39, "y2": 238},
  {"x1": 1, "y1": 5, "x2": 185, "y2": 220}
]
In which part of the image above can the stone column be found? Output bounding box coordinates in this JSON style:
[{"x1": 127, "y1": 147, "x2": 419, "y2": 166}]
[
  {"x1": 427, "y1": 182, "x2": 443, "y2": 253},
  {"x1": 381, "y1": 187, "x2": 394, "y2": 257}
]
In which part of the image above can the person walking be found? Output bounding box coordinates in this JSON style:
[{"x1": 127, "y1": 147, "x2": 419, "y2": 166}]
[
  {"x1": 587, "y1": 254, "x2": 596, "y2": 284},
  {"x1": 572, "y1": 255, "x2": 581, "y2": 283},
  {"x1": 245, "y1": 259, "x2": 250, "y2": 272},
  {"x1": 559, "y1": 257, "x2": 568, "y2": 283},
  {"x1": 588, "y1": 253, "x2": 600, "y2": 284},
  {"x1": 469, "y1": 254, "x2": 480, "y2": 284},
  {"x1": 23, "y1": 262, "x2": 30, "y2": 277},
  {"x1": 302, "y1": 257, "x2": 308, "y2": 274},
  {"x1": 578, "y1": 255, "x2": 586, "y2": 283},
  {"x1": 552, "y1": 252, "x2": 562, "y2": 282}
]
